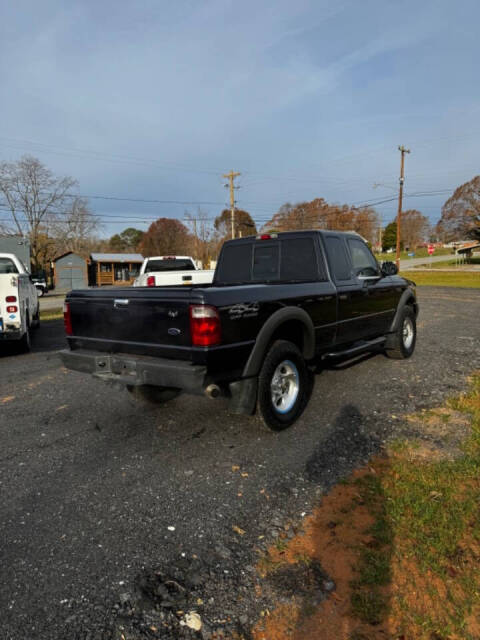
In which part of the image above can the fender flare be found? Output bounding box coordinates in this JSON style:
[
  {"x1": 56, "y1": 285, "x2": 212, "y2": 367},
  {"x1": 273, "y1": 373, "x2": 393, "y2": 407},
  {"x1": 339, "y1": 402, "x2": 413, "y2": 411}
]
[
  {"x1": 242, "y1": 306, "x2": 315, "y2": 378},
  {"x1": 389, "y1": 288, "x2": 419, "y2": 333}
]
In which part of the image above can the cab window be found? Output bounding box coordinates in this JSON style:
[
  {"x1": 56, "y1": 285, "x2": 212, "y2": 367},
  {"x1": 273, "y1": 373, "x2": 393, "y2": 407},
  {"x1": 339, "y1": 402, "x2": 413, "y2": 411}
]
[{"x1": 347, "y1": 238, "x2": 379, "y2": 277}]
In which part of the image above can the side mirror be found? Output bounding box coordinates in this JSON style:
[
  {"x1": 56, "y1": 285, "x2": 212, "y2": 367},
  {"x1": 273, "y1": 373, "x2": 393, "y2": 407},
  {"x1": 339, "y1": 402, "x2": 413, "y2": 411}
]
[{"x1": 381, "y1": 261, "x2": 398, "y2": 276}]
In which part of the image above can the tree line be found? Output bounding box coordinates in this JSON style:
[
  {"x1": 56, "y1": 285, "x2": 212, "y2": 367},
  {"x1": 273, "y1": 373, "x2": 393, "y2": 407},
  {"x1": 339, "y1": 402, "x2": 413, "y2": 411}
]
[{"x1": 0, "y1": 155, "x2": 478, "y2": 273}]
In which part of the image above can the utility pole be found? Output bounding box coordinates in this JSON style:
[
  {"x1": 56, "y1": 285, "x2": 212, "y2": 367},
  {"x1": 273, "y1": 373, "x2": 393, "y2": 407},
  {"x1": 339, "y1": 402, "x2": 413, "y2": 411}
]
[
  {"x1": 192, "y1": 216, "x2": 198, "y2": 263},
  {"x1": 396, "y1": 145, "x2": 410, "y2": 269},
  {"x1": 223, "y1": 170, "x2": 241, "y2": 239}
]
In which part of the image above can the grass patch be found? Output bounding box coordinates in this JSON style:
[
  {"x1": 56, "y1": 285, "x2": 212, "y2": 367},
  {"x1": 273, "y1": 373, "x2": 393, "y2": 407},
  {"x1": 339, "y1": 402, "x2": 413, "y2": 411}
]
[
  {"x1": 400, "y1": 270, "x2": 480, "y2": 288},
  {"x1": 351, "y1": 590, "x2": 388, "y2": 625},
  {"x1": 363, "y1": 373, "x2": 480, "y2": 638},
  {"x1": 40, "y1": 307, "x2": 63, "y2": 321},
  {"x1": 349, "y1": 473, "x2": 393, "y2": 626},
  {"x1": 346, "y1": 373, "x2": 480, "y2": 637}
]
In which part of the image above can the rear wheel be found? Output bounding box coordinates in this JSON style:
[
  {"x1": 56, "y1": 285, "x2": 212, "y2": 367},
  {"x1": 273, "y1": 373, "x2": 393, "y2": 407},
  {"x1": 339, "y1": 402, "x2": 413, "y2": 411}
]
[
  {"x1": 385, "y1": 306, "x2": 416, "y2": 359},
  {"x1": 32, "y1": 306, "x2": 40, "y2": 329},
  {"x1": 18, "y1": 313, "x2": 31, "y2": 353},
  {"x1": 126, "y1": 385, "x2": 181, "y2": 405},
  {"x1": 257, "y1": 340, "x2": 311, "y2": 431}
]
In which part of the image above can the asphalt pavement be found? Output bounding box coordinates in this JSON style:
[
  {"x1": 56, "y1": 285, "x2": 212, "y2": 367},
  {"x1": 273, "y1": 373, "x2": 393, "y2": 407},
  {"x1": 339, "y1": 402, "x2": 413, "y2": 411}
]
[
  {"x1": 398, "y1": 253, "x2": 455, "y2": 268},
  {"x1": 1, "y1": 287, "x2": 480, "y2": 639}
]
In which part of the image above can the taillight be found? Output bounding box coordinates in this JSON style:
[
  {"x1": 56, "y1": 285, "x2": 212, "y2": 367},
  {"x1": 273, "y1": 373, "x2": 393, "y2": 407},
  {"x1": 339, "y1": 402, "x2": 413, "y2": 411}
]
[
  {"x1": 6, "y1": 306, "x2": 18, "y2": 313},
  {"x1": 147, "y1": 275, "x2": 155, "y2": 287},
  {"x1": 190, "y1": 305, "x2": 221, "y2": 346},
  {"x1": 6, "y1": 296, "x2": 17, "y2": 303},
  {"x1": 63, "y1": 302, "x2": 73, "y2": 336}
]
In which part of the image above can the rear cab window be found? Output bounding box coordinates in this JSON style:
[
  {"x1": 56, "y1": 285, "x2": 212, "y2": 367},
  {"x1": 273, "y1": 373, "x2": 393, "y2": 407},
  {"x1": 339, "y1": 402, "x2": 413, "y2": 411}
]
[
  {"x1": 144, "y1": 258, "x2": 195, "y2": 272},
  {"x1": 252, "y1": 244, "x2": 279, "y2": 280},
  {"x1": 215, "y1": 235, "x2": 326, "y2": 285},
  {"x1": 0, "y1": 257, "x2": 19, "y2": 274}
]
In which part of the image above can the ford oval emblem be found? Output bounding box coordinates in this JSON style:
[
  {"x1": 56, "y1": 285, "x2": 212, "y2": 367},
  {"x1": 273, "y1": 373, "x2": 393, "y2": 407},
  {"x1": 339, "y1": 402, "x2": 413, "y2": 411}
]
[{"x1": 168, "y1": 327, "x2": 181, "y2": 336}]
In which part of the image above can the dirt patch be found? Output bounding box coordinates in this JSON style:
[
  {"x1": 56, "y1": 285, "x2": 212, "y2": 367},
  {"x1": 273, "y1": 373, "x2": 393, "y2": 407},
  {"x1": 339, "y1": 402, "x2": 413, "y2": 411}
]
[
  {"x1": 403, "y1": 407, "x2": 471, "y2": 460},
  {"x1": 253, "y1": 461, "x2": 392, "y2": 640}
]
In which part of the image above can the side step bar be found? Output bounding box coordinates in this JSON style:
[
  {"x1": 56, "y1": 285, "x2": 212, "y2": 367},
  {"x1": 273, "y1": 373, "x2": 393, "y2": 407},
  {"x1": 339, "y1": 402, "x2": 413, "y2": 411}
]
[{"x1": 322, "y1": 336, "x2": 386, "y2": 360}]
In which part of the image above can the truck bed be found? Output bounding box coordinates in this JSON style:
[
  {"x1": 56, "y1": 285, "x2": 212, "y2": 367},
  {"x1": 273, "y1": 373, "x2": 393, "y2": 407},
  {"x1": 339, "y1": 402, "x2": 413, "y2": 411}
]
[{"x1": 67, "y1": 286, "x2": 204, "y2": 360}]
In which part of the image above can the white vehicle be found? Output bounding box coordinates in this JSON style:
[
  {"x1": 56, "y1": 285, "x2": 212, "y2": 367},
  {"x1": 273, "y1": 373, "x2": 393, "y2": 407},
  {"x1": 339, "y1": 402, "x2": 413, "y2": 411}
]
[
  {"x1": 0, "y1": 253, "x2": 40, "y2": 351},
  {"x1": 133, "y1": 256, "x2": 214, "y2": 287}
]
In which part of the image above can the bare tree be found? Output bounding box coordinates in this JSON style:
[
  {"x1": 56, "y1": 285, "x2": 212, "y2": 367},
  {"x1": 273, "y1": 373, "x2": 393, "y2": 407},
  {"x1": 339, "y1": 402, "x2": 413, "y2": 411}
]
[
  {"x1": 0, "y1": 155, "x2": 77, "y2": 269},
  {"x1": 184, "y1": 209, "x2": 217, "y2": 266},
  {"x1": 401, "y1": 209, "x2": 430, "y2": 250},
  {"x1": 49, "y1": 197, "x2": 99, "y2": 255}
]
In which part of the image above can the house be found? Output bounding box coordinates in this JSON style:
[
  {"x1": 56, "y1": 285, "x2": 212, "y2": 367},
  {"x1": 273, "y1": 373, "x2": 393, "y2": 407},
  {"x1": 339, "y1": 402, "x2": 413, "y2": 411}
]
[{"x1": 88, "y1": 253, "x2": 144, "y2": 286}]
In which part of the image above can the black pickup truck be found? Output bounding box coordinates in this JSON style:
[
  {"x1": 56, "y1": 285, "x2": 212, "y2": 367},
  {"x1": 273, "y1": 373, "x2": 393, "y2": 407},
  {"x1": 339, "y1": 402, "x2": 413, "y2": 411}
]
[{"x1": 60, "y1": 230, "x2": 418, "y2": 430}]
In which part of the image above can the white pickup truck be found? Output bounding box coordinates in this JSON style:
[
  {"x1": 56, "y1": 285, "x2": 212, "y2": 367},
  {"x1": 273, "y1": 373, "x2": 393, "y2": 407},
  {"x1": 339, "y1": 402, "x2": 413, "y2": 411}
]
[
  {"x1": 133, "y1": 255, "x2": 214, "y2": 287},
  {"x1": 0, "y1": 253, "x2": 40, "y2": 351}
]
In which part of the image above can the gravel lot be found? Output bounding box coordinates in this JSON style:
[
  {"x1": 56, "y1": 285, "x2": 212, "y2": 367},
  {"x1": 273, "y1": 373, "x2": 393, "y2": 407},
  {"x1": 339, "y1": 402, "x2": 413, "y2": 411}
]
[{"x1": 1, "y1": 287, "x2": 480, "y2": 639}]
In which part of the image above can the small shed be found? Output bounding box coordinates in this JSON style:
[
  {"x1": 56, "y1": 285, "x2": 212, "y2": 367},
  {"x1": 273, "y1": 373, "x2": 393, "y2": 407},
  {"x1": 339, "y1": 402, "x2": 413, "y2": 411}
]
[
  {"x1": 53, "y1": 252, "x2": 89, "y2": 291},
  {"x1": 89, "y1": 253, "x2": 144, "y2": 286}
]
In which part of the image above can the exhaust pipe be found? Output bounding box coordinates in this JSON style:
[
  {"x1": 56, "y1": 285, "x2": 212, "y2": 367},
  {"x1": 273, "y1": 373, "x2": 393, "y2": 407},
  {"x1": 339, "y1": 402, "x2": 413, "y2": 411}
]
[{"x1": 205, "y1": 384, "x2": 221, "y2": 399}]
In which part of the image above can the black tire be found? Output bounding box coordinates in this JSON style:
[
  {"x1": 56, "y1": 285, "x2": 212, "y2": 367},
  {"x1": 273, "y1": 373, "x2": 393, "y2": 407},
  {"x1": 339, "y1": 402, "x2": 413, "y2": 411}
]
[
  {"x1": 257, "y1": 339, "x2": 311, "y2": 431},
  {"x1": 18, "y1": 314, "x2": 31, "y2": 353},
  {"x1": 385, "y1": 306, "x2": 416, "y2": 359},
  {"x1": 32, "y1": 307, "x2": 40, "y2": 329},
  {"x1": 126, "y1": 385, "x2": 181, "y2": 405}
]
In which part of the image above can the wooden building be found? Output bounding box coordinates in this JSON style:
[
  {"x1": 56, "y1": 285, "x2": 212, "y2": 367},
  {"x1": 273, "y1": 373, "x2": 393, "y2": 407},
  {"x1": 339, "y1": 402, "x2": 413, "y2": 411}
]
[{"x1": 89, "y1": 253, "x2": 144, "y2": 286}]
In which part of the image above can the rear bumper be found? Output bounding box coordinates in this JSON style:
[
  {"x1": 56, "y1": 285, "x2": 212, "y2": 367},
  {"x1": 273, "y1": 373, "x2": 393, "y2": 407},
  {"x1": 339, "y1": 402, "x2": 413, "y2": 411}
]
[
  {"x1": 0, "y1": 329, "x2": 22, "y2": 341},
  {"x1": 59, "y1": 349, "x2": 207, "y2": 394}
]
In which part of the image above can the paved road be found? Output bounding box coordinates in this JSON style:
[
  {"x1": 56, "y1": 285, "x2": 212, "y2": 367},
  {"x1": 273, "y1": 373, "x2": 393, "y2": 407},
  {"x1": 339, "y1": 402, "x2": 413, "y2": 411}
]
[
  {"x1": 1, "y1": 287, "x2": 480, "y2": 639},
  {"x1": 399, "y1": 253, "x2": 454, "y2": 268}
]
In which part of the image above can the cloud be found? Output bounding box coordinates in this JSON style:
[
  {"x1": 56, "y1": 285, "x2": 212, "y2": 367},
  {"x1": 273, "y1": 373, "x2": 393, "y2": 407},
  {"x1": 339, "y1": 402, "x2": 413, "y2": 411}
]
[{"x1": 0, "y1": 0, "x2": 479, "y2": 229}]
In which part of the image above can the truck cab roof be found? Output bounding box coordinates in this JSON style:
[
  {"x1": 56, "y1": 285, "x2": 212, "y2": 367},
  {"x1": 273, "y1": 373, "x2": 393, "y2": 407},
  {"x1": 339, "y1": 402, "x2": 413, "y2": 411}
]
[{"x1": 223, "y1": 229, "x2": 368, "y2": 244}]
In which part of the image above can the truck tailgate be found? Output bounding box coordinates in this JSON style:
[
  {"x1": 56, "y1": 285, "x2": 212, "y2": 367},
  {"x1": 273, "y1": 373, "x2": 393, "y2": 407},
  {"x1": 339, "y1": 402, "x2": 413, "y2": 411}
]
[{"x1": 67, "y1": 287, "x2": 197, "y2": 359}]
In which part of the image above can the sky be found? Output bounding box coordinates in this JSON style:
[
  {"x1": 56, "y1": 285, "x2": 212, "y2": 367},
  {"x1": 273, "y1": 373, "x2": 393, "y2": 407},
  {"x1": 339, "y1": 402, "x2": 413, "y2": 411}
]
[{"x1": 0, "y1": 0, "x2": 479, "y2": 236}]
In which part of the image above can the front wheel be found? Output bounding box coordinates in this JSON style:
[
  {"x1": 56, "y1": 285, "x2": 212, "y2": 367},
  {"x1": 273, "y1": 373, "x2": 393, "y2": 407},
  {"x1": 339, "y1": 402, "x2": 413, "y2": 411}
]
[
  {"x1": 385, "y1": 306, "x2": 417, "y2": 359},
  {"x1": 257, "y1": 340, "x2": 311, "y2": 431},
  {"x1": 126, "y1": 385, "x2": 181, "y2": 405}
]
